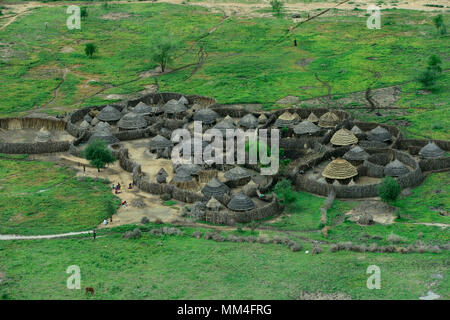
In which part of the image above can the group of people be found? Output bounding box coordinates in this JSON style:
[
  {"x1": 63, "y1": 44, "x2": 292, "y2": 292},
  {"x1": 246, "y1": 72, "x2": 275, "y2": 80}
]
[{"x1": 112, "y1": 182, "x2": 135, "y2": 194}]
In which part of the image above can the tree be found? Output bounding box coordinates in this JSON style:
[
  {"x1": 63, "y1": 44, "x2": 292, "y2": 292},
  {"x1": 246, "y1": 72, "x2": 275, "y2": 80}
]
[
  {"x1": 85, "y1": 140, "x2": 115, "y2": 172},
  {"x1": 377, "y1": 177, "x2": 401, "y2": 203},
  {"x1": 432, "y1": 14, "x2": 446, "y2": 35},
  {"x1": 150, "y1": 37, "x2": 177, "y2": 73},
  {"x1": 427, "y1": 54, "x2": 442, "y2": 73},
  {"x1": 418, "y1": 54, "x2": 442, "y2": 88},
  {"x1": 273, "y1": 179, "x2": 296, "y2": 204},
  {"x1": 80, "y1": 7, "x2": 88, "y2": 20},
  {"x1": 270, "y1": 0, "x2": 284, "y2": 17},
  {"x1": 84, "y1": 43, "x2": 97, "y2": 58},
  {"x1": 105, "y1": 200, "x2": 117, "y2": 218}
]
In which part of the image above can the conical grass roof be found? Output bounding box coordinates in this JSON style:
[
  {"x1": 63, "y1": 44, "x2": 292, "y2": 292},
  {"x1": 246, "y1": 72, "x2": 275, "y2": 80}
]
[
  {"x1": 330, "y1": 128, "x2": 358, "y2": 146},
  {"x1": 206, "y1": 197, "x2": 224, "y2": 210},
  {"x1": 93, "y1": 121, "x2": 112, "y2": 133},
  {"x1": 133, "y1": 102, "x2": 152, "y2": 116},
  {"x1": 384, "y1": 159, "x2": 409, "y2": 177},
  {"x1": 258, "y1": 113, "x2": 268, "y2": 124},
  {"x1": 87, "y1": 129, "x2": 119, "y2": 145},
  {"x1": 307, "y1": 112, "x2": 319, "y2": 123},
  {"x1": 274, "y1": 111, "x2": 298, "y2": 128},
  {"x1": 350, "y1": 125, "x2": 363, "y2": 134},
  {"x1": 171, "y1": 170, "x2": 194, "y2": 183},
  {"x1": 419, "y1": 142, "x2": 445, "y2": 159},
  {"x1": 193, "y1": 108, "x2": 219, "y2": 124},
  {"x1": 96, "y1": 106, "x2": 122, "y2": 122},
  {"x1": 322, "y1": 158, "x2": 358, "y2": 179},
  {"x1": 214, "y1": 118, "x2": 236, "y2": 134},
  {"x1": 163, "y1": 99, "x2": 187, "y2": 114},
  {"x1": 79, "y1": 120, "x2": 90, "y2": 130},
  {"x1": 227, "y1": 192, "x2": 255, "y2": 212},
  {"x1": 223, "y1": 115, "x2": 235, "y2": 124},
  {"x1": 238, "y1": 113, "x2": 258, "y2": 129},
  {"x1": 224, "y1": 166, "x2": 250, "y2": 181},
  {"x1": 35, "y1": 127, "x2": 51, "y2": 143},
  {"x1": 149, "y1": 135, "x2": 173, "y2": 150},
  {"x1": 179, "y1": 96, "x2": 189, "y2": 105},
  {"x1": 318, "y1": 111, "x2": 339, "y2": 128},
  {"x1": 293, "y1": 120, "x2": 320, "y2": 135},
  {"x1": 117, "y1": 112, "x2": 147, "y2": 130},
  {"x1": 343, "y1": 146, "x2": 370, "y2": 161},
  {"x1": 367, "y1": 126, "x2": 392, "y2": 142},
  {"x1": 157, "y1": 167, "x2": 168, "y2": 178},
  {"x1": 84, "y1": 114, "x2": 92, "y2": 123},
  {"x1": 202, "y1": 178, "x2": 230, "y2": 197},
  {"x1": 156, "y1": 168, "x2": 168, "y2": 183}
]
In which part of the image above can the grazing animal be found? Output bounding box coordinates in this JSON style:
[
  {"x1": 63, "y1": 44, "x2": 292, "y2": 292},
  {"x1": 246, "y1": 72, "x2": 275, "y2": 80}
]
[{"x1": 85, "y1": 287, "x2": 95, "y2": 295}]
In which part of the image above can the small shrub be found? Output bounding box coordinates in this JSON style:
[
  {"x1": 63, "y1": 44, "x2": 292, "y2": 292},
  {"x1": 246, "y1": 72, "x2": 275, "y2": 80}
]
[
  {"x1": 378, "y1": 177, "x2": 401, "y2": 202},
  {"x1": 321, "y1": 226, "x2": 330, "y2": 238},
  {"x1": 273, "y1": 179, "x2": 296, "y2": 204},
  {"x1": 428, "y1": 245, "x2": 441, "y2": 253},
  {"x1": 123, "y1": 228, "x2": 141, "y2": 239},
  {"x1": 290, "y1": 242, "x2": 302, "y2": 252},
  {"x1": 257, "y1": 237, "x2": 270, "y2": 244},
  {"x1": 84, "y1": 43, "x2": 97, "y2": 58},
  {"x1": 368, "y1": 243, "x2": 378, "y2": 252},
  {"x1": 311, "y1": 243, "x2": 322, "y2": 254},
  {"x1": 141, "y1": 217, "x2": 150, "y2": 224},
  {"x1": 330, "y1": 244, "x2": 339, "y2": 252},
  {"x1": 227, "y1": 234, "x2": 238, "y2": 242},
  {"x1": 358, "y1": 213, "x2": 374, "y2": 225},
  {"x1": 154, "y1": 218, "x2": 163, "y2": 225},
  {"x1": 212, "y1": 233, "x2": 226, "y2": 242},
  {"x1": 417, "y1": 232, "x2": 423, "y2": 239},
  {"x1": 387, "y1": 232, "x2": 407, "y2": 243},
  {"x1": 192, "y1": 231, "x2": 202, "y2": 239},
  {"x1": 160, "y1": 193, "x2": 171, "y2": 201},
  {"x1": 204, "y1": 232, "x2": 214, "y2": 240}
]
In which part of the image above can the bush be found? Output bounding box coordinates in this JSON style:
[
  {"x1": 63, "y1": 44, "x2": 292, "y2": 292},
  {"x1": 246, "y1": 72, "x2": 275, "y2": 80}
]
[
  {"x1": 290, "y1": 242, "x2": 302, "y2": 252},
  {"x1": 84, "y1": 43, "x2": 97, "y2": 58},
  {"x1": 85, "y1": 140, "x2": 114, "y2": 171},
  {"x1": 378, "y1": 177, "x2": 401, "y2": 202},
  {"x1": 140, "y1": 217, "x2": 150, "y2": 224},
  {"x1": 192, "y1": 231, "x2": 202, "y2": 239},
  {"x1": 123, "y1": 228, "x2": 141, "y2": 239},
  {"x1": 311, "y1": 243, "x2": 322, "y2": 254},
  {"x1": 154, "y1": 218, "x2": 163, "y2": 225},
  {"x1": 273, "y1": 179, "x2": 296, "y2": 204},
  {"x1": 270, "y1": 0, "x2": 284, "y2": 17},
  {"x1": 387, "y1": 232, "x2": 407, "y2": 243},
  {"x1": 160, "y1": 193, "x2": 171, "y2": 201},
  {"x1": 150, "y1": 36, "x2": 177, "y2": 72}
]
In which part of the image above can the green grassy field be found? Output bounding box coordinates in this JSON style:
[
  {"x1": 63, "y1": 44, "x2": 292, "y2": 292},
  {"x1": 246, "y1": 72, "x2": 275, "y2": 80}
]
[
  {"x1": 0, "y1": 3, "x2": 448, "y2": 140},
  {"x1": 0, "y1": 157, "x2": 120, "y2": 235}
]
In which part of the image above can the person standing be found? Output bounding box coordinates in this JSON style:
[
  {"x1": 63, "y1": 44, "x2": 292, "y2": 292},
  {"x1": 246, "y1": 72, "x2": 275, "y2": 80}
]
[{"x1": 93, "y1": 229, "x2": 97, "y2": 241}]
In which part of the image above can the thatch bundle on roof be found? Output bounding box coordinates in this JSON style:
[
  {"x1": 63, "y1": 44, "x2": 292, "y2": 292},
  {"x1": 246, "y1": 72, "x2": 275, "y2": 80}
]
[
  {"x1": 91, "y1": 117, "x2": 100, "y2": 126},
  {"x1": 318, "y1": 111, "x2": 339, "y2": 128},
  {"x1": 330, "y1": 128, "x2": 358, "y2": 146},
  {"x1": 93, "y1": 121, "x2": 112, "y2": 133},
  {"x1": 242, "y1": 180, "x2": 258, "y2": 197},
  {"x1": 87, "y1": 129, "x2": 119, "y2": 145},
  {"x1": 79, "y1": 120, "x2": 90, "y2": 130},
  {"x1": 322, "y1": 158, "x2": 358, "y2": 182},
  {"x1": 84, "y1": 114, "x2": 92, "y2": 123},
  {"x1": 206, "y1": 197, "x2": 224, "y2": 211},
  {"x1": 293, "y1": 120, "x2": 320, "y2": 135},
  {"x1": 179, "y1": 96, "x2": 189, "y2": 106},
  {"x1": 384, "y1": 159, "x2": 409, "y2": 177},
  {"x1": 214, "y1": 118, "x2": 236, "y2": 134},
  {"x1": 163, "y1": 99, "x2": 187, "y2": 115},
  {"x1": 224, "y1": 166, "x2": 251, "y2": 187},
  {"x1": 133, "y1": 102, "x2": 153, "y2": 116},
  {"x1": 274, "y1": 111, "x2": 298, "y2": 128},
  {"x1": 227, "y1": 192, "x2": 255, "y2": 212},
  {"x1": 118, "y1": 112, "x2": 147, "y2": 130},
  {"x1": 176, "y1": 163, "x2": 200, "y2": 176},
  {"x1": 238, "y1": 113, "x2": 258, "y2": 129},
  {"x1": 96, "y1": 106, "x2": 122, "y2": 122},
  {"x1": 156, "y1": 168, "x2": 168, "y2": 184},
  {"x1": 193, "y1": 108, "x2": 219, "y2": 125},
  {"x1": 202, "y1": 178, "x2": 230, "y2": 198},
  {"x1": 343, "y1": 146, "x2": 370, "y2": 161},
  {"x1": 307, "y1": 112, "x2": 319, "y2": 123},
  {"x1": 149, "y1": 135, "x2": 173, "y2": 151},
  {"x1": 367, "y1": 126, "x2": 392, "y2": 142},
  {"x1": 419, "y1": 142, "x2": 445, "y2": 159},
  {"x1": 35, "y1": 127, "x2": 52, "y2": 143},
  {"x1": 198, "y1": 169, "x2": 218, "y2": 183}
]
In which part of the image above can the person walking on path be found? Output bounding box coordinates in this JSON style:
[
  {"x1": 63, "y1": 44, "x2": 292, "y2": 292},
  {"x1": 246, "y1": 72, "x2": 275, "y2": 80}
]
[{"x1": 93, "y1": 229, "x2": 96, "y2": 241}]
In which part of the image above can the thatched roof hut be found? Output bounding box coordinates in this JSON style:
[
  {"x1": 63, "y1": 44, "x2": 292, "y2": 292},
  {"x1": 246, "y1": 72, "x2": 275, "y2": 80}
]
[
  {"x1": 274, "y1": 111, "x2": 298, "y2": 128},
  {"x1": 322, "y1": 158, "x2": 358, "y2": 180},
  {"x1": 307, "y1": 112, "x2": 319, "y2": 123},
  {"x1": 87, "y1": 129, "x2": 119, "y2": 145},
  {"x1": 171, "y1": 170, "x2": 198, "y2": 190},
  {"x1": 384, "y1": 159, "x2": 409, "y2": 177},
  {"x1": 156, "y1": 168, "x2": 168, "y2": 183},
  {"x1": 163, "y1": 99, "x2": 187, "y2": 115},
  {"x1": 93, "y1": 121, "x2": 112, "y2": 133},
  {"x1": 118, "y1": 112, "x2": 147, "y2": 130},
  {"x1": 350, "y1": 125, "x2": 363, "y2": 134},
  {"x1": 133, "y1": 102, "x2": 153, "y2": 116},
  {"x1": 202, "y1": 178, "x2": 230, "y2": 198},
  {"x1": 330, "y1": 128, "x2": 358, "y2": 146},
  {"x1": 223, "y1": 115, "x2": 235, "y2": 125},
  {"x1": 238, "y1": 113, "x2": 258, "y2": 129},
  {"x1": 343, "y1": 146, "x2": 370, "y2": 161},
  {"x1": 91, "y1": 117, "x2": 100, "y2": 126},
  {"x1": 35, "y1": 127, "x2": 52, "y2": 143},
  {"x1": 193, "y1": 108, "x2": 219, "y2": 125},
  {"x1": 79, "y1": 120, "x2": 90, "y2": 130},
  {"x1": 149, "y1": 135, "x2": 173, "y2": 151},
  {"x1": 96, "y1": 106, "x2": 122, "y2": 122},
  {"x1": 84, "y1": 114, "x2": 92, "y2": 123},
  {"x1": 367, "y1": 126, "x2": 392, "y2": 142},
  {"x1": 179, "y1": 96, "x2": 189, "y2": 106},
  {"x1": 224, "y1": 166, "x2": 251, "y2": 181},
  {"x1": 258, "y1": 113, "x2": 268, "y2": 124},
  {"x1": 206, "y1": 197, "x2": 224, "y2": 211},
  {"x1": 214, "y1": 118, "x2": 236, "y2": 134},
  {"x1": 176, "y1": 163, "x2": 200, "y2": 176},
  {"x1": 318, "y1": 111, "x2": 339, "y2": 128},
  {"x1": 293, "y1": 120, "x2": 320, "y2": 135},
  {"x1": 227, "y1": 192, "x2": 255, "y2": 212},
  {"x1": 419, "y1": 142, "x2": 445, "y2": 159}
]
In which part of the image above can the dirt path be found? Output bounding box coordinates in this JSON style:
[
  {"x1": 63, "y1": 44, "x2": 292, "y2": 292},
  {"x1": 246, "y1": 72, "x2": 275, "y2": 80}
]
[{"x1": 0, "y1": 230, "x2": 92, "y2": 241}]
